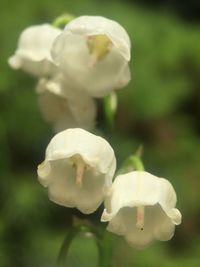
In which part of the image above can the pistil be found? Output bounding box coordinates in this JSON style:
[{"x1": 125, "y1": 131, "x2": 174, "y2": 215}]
[
  {"x1": 136, "y1": 206, "x2": 145, "y2": 230},
  {"x1": 75, "y1": 157, "x2": 85, "y2": 188}
]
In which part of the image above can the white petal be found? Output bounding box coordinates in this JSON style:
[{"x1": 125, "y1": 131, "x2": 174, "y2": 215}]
[
  {"x1": 165, "y1": 208, "x2": 182, "y2": 225},
  {"x1": 157, "y1": 178, "x2": 182, "y2": 224},
  {"x1": 107, "y1": 206, "x2": 154, "y2": 249},
  {"x1": 115, "y1": 64, "x2": 131, "y2": 89},
  {"x1": 102, "y1": 171, "x2": 182, "y2": 248},
  {"x1": 45, "y1": 129, "x2": 116, "y2": 182},
  {"x1": 104, "y1": 171, "x2": 160, "y2": 218},
  {"x1": 74, "y1": 170, "x2": 106, "y2": 214},
  {"x1": 16, "y1": 24, "x2": 61, "y2": 61},
  {"x1": 47, "y1": 161, "x2": 106, "y2": 213},
  {"x1": 37, "y1": 160, "x2": 51, "y2": 187},
  {"x1": 8, "y1": 55, "x2": 22, "y2": 69},
  {"x1": 158, "y1": 178, "x2": 177, "y2": 208},
  {"x1": 37, "y1": 129, "x2": 116, "y2": 213},
  {"x1": 36, "y1": 77, "x2": 96, "y2": 131},
  {"x1": 47, "y1": 159, "x2": 77, "y2": 208},
  {"x1": 36, "y1": 75, "x2": 66, "y2": 97},
  {"x1": 9, "y1": 24, "x2": 61, "y2": 76},
  {"x1": 65, "y1": 16, "x2": 131, "y2": 61},
  {"x1": 52, "y1": 32, "x2": 127, "y2": 97},
  {"x1": 153, "y1": 205, "x2": 175, "y2": 241},
  {"x1": 66, "y1": 89, "x2": 96, "y2": 130},
  {"x1": 51, "y1": 16, "x2": 131, "y2": 97}
]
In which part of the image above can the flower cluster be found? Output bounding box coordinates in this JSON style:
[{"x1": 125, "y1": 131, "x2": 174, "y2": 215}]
[
  {"x1": 37, "y1": 128, "x2": 181, "y2": 249},
  {"x1": 8, "y1": 16, "x2": 131, "y2": 132},
  {"x1": 9, "y1": 15, "x2": 181, "y2": 249}
]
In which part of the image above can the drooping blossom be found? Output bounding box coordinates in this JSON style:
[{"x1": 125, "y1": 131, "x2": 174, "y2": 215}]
[
  {"x1": 36, "y1": 75, "x2": 96, "y2": 132},
  {"x1": 101, "y1": 171, "x2": 182, "y2": 248},
  {"x1": 37, "y1": 128, "x2": 116, "y2": 214},
  {"x1": 8, "y1": 24, "x2": 61, "y2": 77},
  {"x1": 51, "y1": 16, "x2": 131, "y2": 97}
]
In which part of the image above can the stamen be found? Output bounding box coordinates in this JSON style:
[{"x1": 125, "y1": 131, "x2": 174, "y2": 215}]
[
  {"x1": 75, "y1": 157, "x2": 85, "y2": 188},
  {"x1": 136, "y1": 206, "x2": 145, "y2": 230},
  {"x1": 87, "y1": 34, "x2": 112, "y2": 66}
]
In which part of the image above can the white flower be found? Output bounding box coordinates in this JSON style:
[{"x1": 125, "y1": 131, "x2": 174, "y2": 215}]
[
  {"x1": 36, "y1": 75, "x2": 96, "y2": 132},
  {"x1": 101, "y1": 171, "x2": 182, "y2": 249},
  {"x1": 37, "y1": 128, "x2": 116, "y2": 214},
  {"x1": 51, "y1": 16, "x2": 131, "y2": 97},
  {"x1": 8, "y1": 24, "x2": 61, "y2": 77}
]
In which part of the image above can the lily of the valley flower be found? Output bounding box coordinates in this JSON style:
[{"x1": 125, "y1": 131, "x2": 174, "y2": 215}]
[
  {"x1": 8, "y1": 24, "x2": 61, "y2": 77},
  {"x1": 51, "y1": 16, "x2": 131, "y2": 97},
  {"x1": 36, "y1": 75, "x2": 96, "y2": 132},
  {"x1": 101, "y1": 171, "x2": 182, "y2": 248},
  {"x1": 37, "y1": 128, "x2": 116, "y2": 214}
]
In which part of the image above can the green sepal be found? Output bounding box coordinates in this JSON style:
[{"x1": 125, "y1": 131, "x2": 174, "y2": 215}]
[
  {"x1": 52, "y1": 13, "x2": 75, "y2": 28},
  {"x1": 118, "y1": 145, "x2": 145, "y2": 174}
]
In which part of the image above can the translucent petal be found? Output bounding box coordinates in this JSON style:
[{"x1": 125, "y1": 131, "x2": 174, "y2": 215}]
[
  {"x1": 42, "y1": 158, "x2": 108, "y2": 213},
  {"x1": 102, "y1": 171, "x2": 182, "y2": 248},
  {"x1": 65, "y1": 16, "x2": 131, "y2": 61},
  {"x1": 47, "y1": 159, "x2": 77, "y2": 208},
  {"x1": 165, "y1": 208, "x2": 182, "y2": 225},
  {"x1": 37, "y1": 129, "x2": 116, "y2": 213},
  {"x1": 8, "y1": 24, "x2": 61, "y2": 76},
  {"x1": 74, "y1": 170, "x2": 106, "y2": 214},
  {"x1": 51, "y1": 32, "x2": 129, "y2": 97},
  {"x1": 153, "y1": 205, "x2": 175, "y2": 241},
  {"x1": 36, "y1": 78, "x2": 96, "y2": 132},
  {"x1": 45, "y1": 129, "x2": 116, "y2": 181},
  {"x1": 105, "y1": 172, "x2": 160, "y2": 217},
  {"x1": 107, "y1": 207, "x2": 154, "y2": 249},
  {"x1": 115, "y1": 64, "x2": 131, "y2": 89},
  {"x1": 37, "y1": 161, "x2": 52, "y2": 187}
]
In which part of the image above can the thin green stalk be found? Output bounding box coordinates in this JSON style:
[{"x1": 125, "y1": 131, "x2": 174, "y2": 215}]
[
  {"x1": 117, "y1": 146, "x2": 145, "y2": 175},
  {"x1": 129, "y1": 155, "x2": 145, "y2": 171},
  {"x1": 97, "y1": 231, "x2": 113, "y2": 267},
  {"x1": 52, "y1": 13, "x2": 75, "y2": 28},
  {"x1": 56, "y1": 224, "x2": 112, "y2": 267},
  {"x1": 56, "y1": 226, "x2": 78, "y2": 267}
]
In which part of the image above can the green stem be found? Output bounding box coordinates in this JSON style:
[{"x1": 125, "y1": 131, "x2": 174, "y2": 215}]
[
  {"x1": 56, "y1": 224, "x2": 112, "y2": 267},
  {"x1": 118, "y1": 151, "x2": 145, "y2": 175},
  {"x1": 98, "y1": 231, "x2": 113, "y2": 267},
  {"x1": 56, "y1": 226, "x2": 78, "y2": 266},
  {"x1": 53, "y1": 13, "x2": 75, "y2": 28},
  {"x1": 129, "y1": 155, "x2": 145, "y2": 171}
]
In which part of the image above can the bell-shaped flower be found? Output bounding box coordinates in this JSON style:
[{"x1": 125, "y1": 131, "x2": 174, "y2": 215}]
[
  {"x1": 8, "y1": 24, "x2": 61, "y2": 77},
  {"x1": 51, "y1": 16, "x2": 131, "y2": 97},
  {"x1": 37, "y1": 128, "x2": 116, "y2": 214},
  {"x1": 101, "y1": 171, "x2": 182, "y2": 249},
  {"x1": 36, "y1": 75, "x2": 96, "y2": 132}
]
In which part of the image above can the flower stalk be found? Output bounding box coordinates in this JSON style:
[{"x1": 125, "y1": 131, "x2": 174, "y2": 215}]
[
  {"x1": 53, "y1": 13, "x2": 75, "y2": 28},
  {"x1": 56, "y1": 224, "x2": 112, "y2": 267}
]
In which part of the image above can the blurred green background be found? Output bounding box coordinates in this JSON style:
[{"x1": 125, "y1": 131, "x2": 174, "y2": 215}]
[{"x1": 0, "y1": 0, "x2": 200, "y2": 266}]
